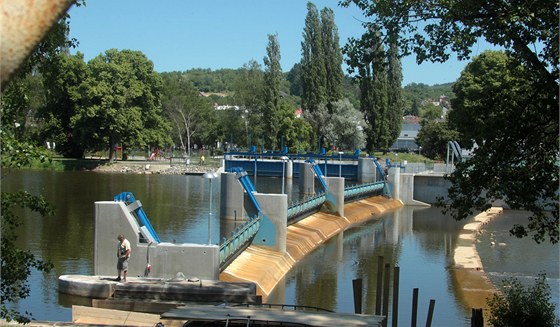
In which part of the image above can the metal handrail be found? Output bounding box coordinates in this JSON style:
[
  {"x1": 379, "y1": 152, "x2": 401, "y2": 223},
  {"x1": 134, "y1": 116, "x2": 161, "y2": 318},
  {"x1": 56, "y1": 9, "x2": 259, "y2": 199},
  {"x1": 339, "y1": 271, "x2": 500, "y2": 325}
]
[
  {"x1": 231, "y1": 303, "x2": 334, "y2": 313},
  {"x1": 287, "y1": 191, "x2": 326, "y2": 223},
  {"x1": 343, "y1": 181, "x2": 385, "y2": 200},
  {"x1": 219, "y1": 214, "x2": 262, "y2": 269}
]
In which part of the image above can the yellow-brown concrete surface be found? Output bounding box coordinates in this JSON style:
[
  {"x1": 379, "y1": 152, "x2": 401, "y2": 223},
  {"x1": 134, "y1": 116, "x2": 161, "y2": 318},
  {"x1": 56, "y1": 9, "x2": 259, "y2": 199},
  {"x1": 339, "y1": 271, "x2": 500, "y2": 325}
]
[
  {"x1": 220, "y1": 196, "x2": 403, "y2": 298},
  {"x1": 450, "y1": 207, "x2": 503, "y2": 325}
]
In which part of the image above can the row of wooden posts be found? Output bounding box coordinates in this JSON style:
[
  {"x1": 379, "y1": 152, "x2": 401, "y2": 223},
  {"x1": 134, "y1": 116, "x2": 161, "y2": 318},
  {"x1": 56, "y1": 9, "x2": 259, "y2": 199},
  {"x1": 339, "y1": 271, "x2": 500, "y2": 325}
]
[
  {"x1": 352, "y1": 256, "x2": 485, "y2": 327},
  {"x1": 351, "y1": 256, "x2": 435, "y2": 327}
]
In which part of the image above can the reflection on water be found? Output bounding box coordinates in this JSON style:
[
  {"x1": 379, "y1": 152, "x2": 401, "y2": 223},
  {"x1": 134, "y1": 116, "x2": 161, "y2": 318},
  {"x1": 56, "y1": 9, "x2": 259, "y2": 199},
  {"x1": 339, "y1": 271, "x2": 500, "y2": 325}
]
[
  {"x1": 3, "y1": 169, "x2": 557, "y2": 325},
  {"x1": 269, "y1": 207, "x2": 470, "y2": 326}
]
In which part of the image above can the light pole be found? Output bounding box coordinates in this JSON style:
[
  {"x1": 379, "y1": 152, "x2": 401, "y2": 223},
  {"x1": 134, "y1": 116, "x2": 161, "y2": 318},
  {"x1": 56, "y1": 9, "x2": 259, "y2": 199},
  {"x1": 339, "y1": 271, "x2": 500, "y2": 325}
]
[
  {"x1": 338, "y1": 151, "x2": 344, "y2": 178},
  {"x1": 281, "y1": 156, "x2": 288, "y2": 194},
  {"x1": 202, "y1": 172, "x2": 219, "y2": 245}
]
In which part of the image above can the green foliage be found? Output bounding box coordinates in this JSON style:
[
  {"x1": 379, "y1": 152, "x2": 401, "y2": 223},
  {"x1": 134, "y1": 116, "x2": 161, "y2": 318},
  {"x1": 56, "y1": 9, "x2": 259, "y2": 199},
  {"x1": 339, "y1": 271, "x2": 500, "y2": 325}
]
[
  {"x1": 415, "y1": 120, "x2": 458, "y2": 160},
  {"x1": 339, "y1": 0, "x2": 558, "y2": 84},
  {"x1": 402, "y1": 83, "x2": 454, "y2": 117},
  {"x1": 344, "y1": 24, "x2": 390, "y2": 151},
  {"x1": 321, "y1": 7, "x2": 344, "y2": 106},
  {"x1": 0, "y1": 131, "x2": 50, "y2": 168},
  {"x1": 286, "y1": 63, "x2": 302, "y2": 97},
  {"x1": 386, "y1": 37, "x2": 404, "y2": 147},
  {"x1": 262, "y1": 33, "x2": 283, "y2": 150},
  {"x1": 231, "y1": 60, "x2": 265, "y2": 146},
  {"x1": 161, "y1": 72, "x2": 215, "y2": 156},
  {"x1": 182, "y1": 68, "x2": 240, "y2": 93},
  {"x1": 72, "y1": 49, "x2": 171, "y2": 159},
  {"x1": 39, "y1": 52, "x2": 89, "y2": 158},
  {"x1": 1, "y1": 191, "x2": 55, "y2": 323},
  {"x1": 420, "y1": 103, "x2": 443, "y2": 121},
  {"x1": 305, "y1": 99, "x2": 365, "y2": 151},
  {"x1": 487, "y1": 274, "x2": 558, "y2": 327},
  {"x1": 300, "y1": 2, "x2": 326, "y2": 113},
  {"x1": 446, "y1": 51, "x2": 559, "y2": 243},
  {"x1": 344, "y1": 0, "x2": 559, "y2": 243},
  {"x1": 0, "y1": 134, "x2": 55, "y2": 323}
]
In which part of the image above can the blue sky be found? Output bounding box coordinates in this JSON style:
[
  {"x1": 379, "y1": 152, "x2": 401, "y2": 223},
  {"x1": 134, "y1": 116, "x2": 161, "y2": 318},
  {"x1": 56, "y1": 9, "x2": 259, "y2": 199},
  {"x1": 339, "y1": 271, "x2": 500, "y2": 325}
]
[{"x1": 67, "y1": 0, "x2": 491, "y2": 86}]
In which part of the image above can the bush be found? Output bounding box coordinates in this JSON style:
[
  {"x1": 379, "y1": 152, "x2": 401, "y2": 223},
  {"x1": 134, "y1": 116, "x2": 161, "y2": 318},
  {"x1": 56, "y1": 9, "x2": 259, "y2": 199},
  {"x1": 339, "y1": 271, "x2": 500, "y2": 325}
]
[{"x1": 487, "y1": 273, "x2": 558, "y2": 327}]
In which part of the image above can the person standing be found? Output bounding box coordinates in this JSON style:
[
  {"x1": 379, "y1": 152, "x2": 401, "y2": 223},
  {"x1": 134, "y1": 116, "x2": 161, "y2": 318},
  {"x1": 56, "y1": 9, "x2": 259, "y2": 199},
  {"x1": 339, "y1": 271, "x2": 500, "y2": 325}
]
[{"x1": 115, "y1": 234, "x2": 131, "y2": 282}]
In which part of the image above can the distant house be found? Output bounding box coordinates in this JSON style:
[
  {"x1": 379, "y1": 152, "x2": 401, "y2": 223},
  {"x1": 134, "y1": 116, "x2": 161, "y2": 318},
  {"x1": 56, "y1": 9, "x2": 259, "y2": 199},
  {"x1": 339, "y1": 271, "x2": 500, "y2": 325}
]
[
  {"x1": 294, "y1": 108, "x2": 303, "y2": 118},
  {"x1": 390, "y1": 116, "x2": 421, "y2": 152},
  {"x1": 214, "y1": 104, "x2": 240, "y2": 111}
]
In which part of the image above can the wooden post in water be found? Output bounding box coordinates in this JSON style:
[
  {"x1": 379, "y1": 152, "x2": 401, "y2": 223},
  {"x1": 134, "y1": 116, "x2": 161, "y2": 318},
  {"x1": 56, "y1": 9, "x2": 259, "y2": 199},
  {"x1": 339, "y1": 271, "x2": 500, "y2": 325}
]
[
  {"x1": 392, "y1": 266, "x2": 400, "y2": 327},
  {"x1": 382, "y1": 263, "x2": 391, "y2": 325},
  {"x1": 471, "y1": 308, "x2": 484, "y2": 327},
  {"x1": 425, "y1": 299, "x2": 435, "y2": 327},
  {"x1": 352, "y1": 278, "x2": 363, "y2": 314},
  {"x1": 375, "y1": 256, "x2": 384, "y2": 315},
  {"x1": 411, "y1": 288, "x2": 419, "y2": 327}
]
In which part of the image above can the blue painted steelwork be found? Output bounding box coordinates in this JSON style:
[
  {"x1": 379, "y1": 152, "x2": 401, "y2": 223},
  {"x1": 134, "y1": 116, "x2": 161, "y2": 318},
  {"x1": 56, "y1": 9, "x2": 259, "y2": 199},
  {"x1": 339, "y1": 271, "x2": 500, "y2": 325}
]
[
  {"x1": 227, "y1": 167, "x2": 261, "y2": 214},
  {"x1": 224, "y1": 150, "x2": 362, "y2": 179},
  {"x1": 114, "y1": 192, "x2": 161, "y2": 243},
  {"x1": 287, "y1": 192, "x2": 326, "y2": 224},
  {"x1": 219, "y1": 214, "x2": 261, "y2": 270},
  {"x1": 305, "y1": 159, "x2": 328, "y2": 192},
  {"x1": 343, "y1": 181, "x2": 385, "y2": 200},
  {"x1": 448, "y1": 141, "x2": 463, "y2": 161},
  {"x1": 218, "y1": 167, "x2": 283, "y2": 269}
]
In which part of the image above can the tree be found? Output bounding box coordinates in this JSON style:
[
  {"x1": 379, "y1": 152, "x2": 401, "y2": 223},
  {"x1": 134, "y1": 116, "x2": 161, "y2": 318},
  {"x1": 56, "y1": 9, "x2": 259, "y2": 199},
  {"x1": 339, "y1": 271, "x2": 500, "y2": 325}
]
[
  {"x1": 446, "y1": 51, "x2": 558, "y2": 243},
  {"x1": 286, "y1": 63, "x2": 302, "y2": 97},
  {"x1": 339, "y1": 0, "x2": 558, "y2": 85},
  {"x1": 487, "y1": 274, "x2": 557, "y2": 327},
  {"x1": 330, "y1": 99, "x2": 366, "y2": 151},
  {"x1": 38, "y1": 52, "x2": 89, "y2": 158},
  {"x1": 262, "y1": 33, "x2": 283, "y2": 150},
  {"x1": 416, "y1": 120, "x2": 458, "y2": 160},
  {"x1": 305, "y1": 99, "x2": 365, "y2": 151},
  {"x1": 300, "y1": 2, "x2": 326, "y2": 113},
  {"x1": 161, "y1": 72, "x2": 214, "y2": 156},
  {"x1": 343, "y1": 0, "x2": 559, "y2": 243},
  {"x1": 386, "y1": 36, "x2": 404, "y2": 145},
  {"x1": 320, "y1": 7, "x2": 344, "y2": 108},
  {"x1": 0, "y1": 132, "x2": 54, "y2": 323},
  {"x1": 344, "y1": 25, "x2": 389, "y2": 152},
  {"x1": 72, "y1": 49, "x2": 171, "y2": 160},
  {"x1": 420, "y1": 103, "x2": 443, "y2": 121},
  {"x1": 232, "y1": 60, "x2": 265, "y2": 149}
]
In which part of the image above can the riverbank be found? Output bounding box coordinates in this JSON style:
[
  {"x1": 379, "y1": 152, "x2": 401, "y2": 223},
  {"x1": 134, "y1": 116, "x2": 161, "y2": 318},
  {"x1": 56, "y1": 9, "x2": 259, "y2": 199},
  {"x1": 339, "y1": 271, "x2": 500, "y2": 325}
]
[
  {"x1": 450, "y1": 207, "x2": 503, "y2": 324},
  {"x1": 91, "y1": 160, "x2": 219, "y2": 175}
]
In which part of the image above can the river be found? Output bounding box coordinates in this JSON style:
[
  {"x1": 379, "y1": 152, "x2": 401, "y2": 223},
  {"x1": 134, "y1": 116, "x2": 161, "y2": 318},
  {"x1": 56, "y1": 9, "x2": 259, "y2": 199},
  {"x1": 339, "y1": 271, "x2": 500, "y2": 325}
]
[{"x1": 3, "y1": 169, "x2": 558, "y2": 325}]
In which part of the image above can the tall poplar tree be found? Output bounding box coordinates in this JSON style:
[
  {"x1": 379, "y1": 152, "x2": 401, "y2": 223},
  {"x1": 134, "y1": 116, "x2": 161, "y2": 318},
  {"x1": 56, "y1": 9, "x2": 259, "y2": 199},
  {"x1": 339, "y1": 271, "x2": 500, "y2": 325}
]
[
  {"x1": 386, "y1": 35, "x2": 403, "y2": 146},
  {"x1": 321, "y1": 7, "x2": 344, "y2": 110},
  {"x1": 300, "y1": 2, "x2": 326, "y2": 113},
  {"x1": 345, "y1": 25, "x2": 389, "y2": 151},
  {"x1": 263, "y1": 33, "x2": 283, "y2": 149}
]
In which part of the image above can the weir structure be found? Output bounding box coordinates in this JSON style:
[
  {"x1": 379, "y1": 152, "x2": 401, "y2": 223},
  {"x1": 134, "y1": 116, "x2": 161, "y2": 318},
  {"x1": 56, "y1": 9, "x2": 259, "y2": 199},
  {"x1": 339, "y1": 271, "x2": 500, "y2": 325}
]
[
  {"x1": 61, "y1": 154, "x2": 454, "y2": 312},
  {"x1": 90, "y1": 158, "x2": 393, "y2": 282}
]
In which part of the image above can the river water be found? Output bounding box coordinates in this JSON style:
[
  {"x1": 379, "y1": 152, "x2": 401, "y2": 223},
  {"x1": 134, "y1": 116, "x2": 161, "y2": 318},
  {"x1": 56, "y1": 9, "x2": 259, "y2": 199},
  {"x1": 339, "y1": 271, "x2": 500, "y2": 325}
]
[{"x1": 3, "y1": 169, "x2": 558, "y2": 325}]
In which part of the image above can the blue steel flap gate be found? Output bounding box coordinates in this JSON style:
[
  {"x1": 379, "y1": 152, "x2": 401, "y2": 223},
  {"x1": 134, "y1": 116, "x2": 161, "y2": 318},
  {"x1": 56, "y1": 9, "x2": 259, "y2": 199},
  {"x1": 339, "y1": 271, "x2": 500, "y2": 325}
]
[
  {"x1": 227, "y1": 168, "x2": 276, "y2": 248},
  {"x1": 114, "y1": 192, "x2": 161, "y2": 243},
  {"x1": 305, "y1": 159, "x2": 336, "y2": 212}
]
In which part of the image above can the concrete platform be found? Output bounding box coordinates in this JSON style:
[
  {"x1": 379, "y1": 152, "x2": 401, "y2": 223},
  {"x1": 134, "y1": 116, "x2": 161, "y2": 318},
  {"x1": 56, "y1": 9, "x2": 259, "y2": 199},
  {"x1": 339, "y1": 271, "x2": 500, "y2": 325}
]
[{"x1": 59, "y1": 275, "x2": 260, "y2": 303}]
